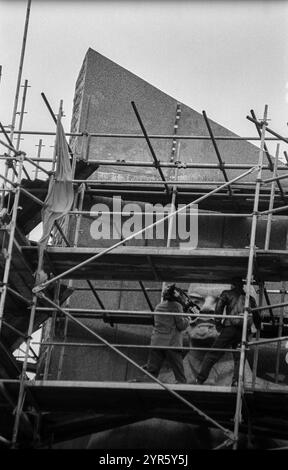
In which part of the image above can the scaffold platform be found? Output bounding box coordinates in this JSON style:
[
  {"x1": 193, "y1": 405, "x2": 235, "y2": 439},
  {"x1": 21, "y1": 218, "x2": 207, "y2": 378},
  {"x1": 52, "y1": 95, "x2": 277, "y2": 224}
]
[{"x1": 21, "y1": 246, "x2": 288, "y2": 283}]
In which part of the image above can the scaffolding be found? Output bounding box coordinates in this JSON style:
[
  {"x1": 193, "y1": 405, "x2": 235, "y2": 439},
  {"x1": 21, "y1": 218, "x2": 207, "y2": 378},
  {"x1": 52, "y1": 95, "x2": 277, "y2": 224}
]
[{"x1": 1, "y1": 98, "x2": 288, "y2": 450}]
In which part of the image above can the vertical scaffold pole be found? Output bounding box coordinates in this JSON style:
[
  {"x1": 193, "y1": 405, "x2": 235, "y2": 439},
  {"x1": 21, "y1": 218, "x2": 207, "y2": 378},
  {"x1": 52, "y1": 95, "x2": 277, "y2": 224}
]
[
  {"x1": 0, "y1": 153, "x2": 25, "y2": 335},
  {"x1": 11, "y1": 294, "x2": 38, "y2": 447},
  {"x1": 14, "y1": 79, "x2": 30, "y2": 181},
  {"x1": 2, "y1": 0, "x2": 31, "y2": 196},
  {"x1": 15, "y1": 80, "x2": 29, "y2": 152},
  {"x1": 161, "y1": 142, "x2": 180, "y2": 298},
  {"x1": 233, "y1": 105, "x2": 268, "y2": 449},
  {"x1": 264, "y1": 144, "x2": 279, "y2": 250},
  {"x1": 275, "y1": 281, "x2": 286, "y2": 383},
  {"x1": 9, "y1": 0, "x2": 31, "y2": 145},
  {"x1": 251, "y1": 282, "x2": 264, "y2": 389},
  {"x1": 34, "y1": 139, "x2": 44, "y2": 180},
  {"x1": 162, "y1": 104, "x2": 182, "y2": 290},
  {"x1": 42, "y1": 282, "x2": 61, "y2": 381},
  {"x1": 263, "y1": 142, "x2": 284, "y2": 384}
]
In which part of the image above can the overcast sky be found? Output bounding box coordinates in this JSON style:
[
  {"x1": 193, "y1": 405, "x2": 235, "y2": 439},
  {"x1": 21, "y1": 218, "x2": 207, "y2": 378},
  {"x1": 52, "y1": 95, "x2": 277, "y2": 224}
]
[{"x1": 0, "y1": 0, "x2": 288, "y2": 168}]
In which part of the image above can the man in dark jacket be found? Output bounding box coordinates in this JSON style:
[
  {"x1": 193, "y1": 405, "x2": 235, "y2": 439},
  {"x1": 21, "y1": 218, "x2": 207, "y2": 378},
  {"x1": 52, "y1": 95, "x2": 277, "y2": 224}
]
[
  {"x1": 135, "y1": 284, "x2": 190, "y2": 383},
  {"x1": 195, "y1": 277, "x2": 259, "y2": 386}
]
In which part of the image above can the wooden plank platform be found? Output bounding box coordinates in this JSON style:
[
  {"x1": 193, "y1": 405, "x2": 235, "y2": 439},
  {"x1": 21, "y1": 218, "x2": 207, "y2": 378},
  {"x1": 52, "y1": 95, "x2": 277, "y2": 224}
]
[{"x1": 22, "y1": 246, "x2": 288, "y2": 283}]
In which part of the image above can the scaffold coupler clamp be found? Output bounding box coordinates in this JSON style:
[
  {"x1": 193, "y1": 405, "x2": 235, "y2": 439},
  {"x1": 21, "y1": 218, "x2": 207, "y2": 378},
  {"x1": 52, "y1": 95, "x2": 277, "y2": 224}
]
[
  {"x1": 0, "y1": 281, "x2": 6, "y2": 293},
  {"x1": 224, "y1": 430, "x2": 236, "y2": 442},
  {"x1": 153, "y1": 159, "x2": 161, "y2": 169},
  {"x1": 171, "y1": 185, "x2": 178, "y2": 196},
  {"x1": 16, "y1": 151, "x2": 26, "y2": 161},
  {"x1": 32, "y1": 284, "x2": 44, "y2": 295},
  {"x1": 175, "y1": 160, "x2": 186, "y2": 169},
  {"x1": 219, "y1": 161, "x2": 226, "y2": 172}
]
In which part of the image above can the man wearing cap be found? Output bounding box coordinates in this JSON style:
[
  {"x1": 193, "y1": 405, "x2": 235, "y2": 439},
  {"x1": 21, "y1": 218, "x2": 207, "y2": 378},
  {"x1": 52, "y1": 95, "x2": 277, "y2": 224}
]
[{"x1": 195, "y1": 277, "x2": 259, "y2": 387}]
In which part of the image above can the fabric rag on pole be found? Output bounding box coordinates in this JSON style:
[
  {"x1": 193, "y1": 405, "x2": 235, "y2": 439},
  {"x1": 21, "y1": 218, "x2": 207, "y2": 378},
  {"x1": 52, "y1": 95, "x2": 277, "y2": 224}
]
[{"x1": 36, "y1": 119, "x2": 74, "y2": 283}]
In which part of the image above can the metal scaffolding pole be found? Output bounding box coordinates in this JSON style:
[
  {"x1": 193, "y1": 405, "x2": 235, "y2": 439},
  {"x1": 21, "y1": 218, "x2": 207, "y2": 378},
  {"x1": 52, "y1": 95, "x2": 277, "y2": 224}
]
[
  {"x1": 34, "y1": 139, "x2": 45, "y2": 179},
  {"x1": 0, "y1": 153, "x2": 25, "y2": 335},
  {"x1": 247, "y1": 115, "x2": 288, "y2": 146},
  {"x1": 275, "y1": 281, "x2": 286, "y2": 383},
  {"x1": 262, "y1": 172, "x2": 288, "y2": 185},
  {"x1": 33, "y1": 341, "x2": 241, "y2": 353},
  {"x1": 33, "y1": 307, "x2": 250, "y2": 321},
  {"x1": 23, "y1": 153, "x2": 51, "y2": 176},
  {"x1": 251, "y1": 282, "x2": 264, "y2": 389},
  {"x1": 42, "y1": 283, "x2": 60, "y2": 381},
  {"x1": 8, "y1": 0, "x2": 31, "y2": 150},
  {"x1": 131, "y1": 101, "x2": 170, "y2": 196},
  {"x1": 169, "y1": 103, "x2": 181, "y2": 169},
  {"x1": 250, "y1": 110, "x2": 286, "y2": 203},
  {"x1": 76, "y1": 178, "x2": 283, "y2": 186},
  {"x1": 73, "y1": 286, "x2": 162, "y2": 292},
  {"x1": 248, "y1": 335, "x2": 288, "y2": 346},
  {"x1": 2, "y1": 0, "x2": 31, "y2": 199},
  {"x1": 264, "y1": 143, "x2": 279, "y2": 250},
  {"x1": 0, "y1": 128, "x2": 286, "y2": 141},
  {"x1": 261, "y1": 138, "x2": 280, "y2": 337},
  {"x1": 11, "y1": 294, "x2": 38, "y2": 447},
  {"x1": 233, "y1": 105, "x2": 268, "y2": 449},
  {"x1": 260, "y1": 203, "x2": 288, "y2": 217},
  {"x1": 70, "y1": 209, "x2": 253, "y2": 218},
  {"x1": 4, "y1": 153, "x2": 288, "y2": 170},
  {"x1": 0, "y1": 127, "x2": 19, "y2": 211},
  {"x1": 1, "y1": 320, "x2": 30, "y2": 341},
  {"x1": 202, "y1": 110, "x2": 232, "y2": 197},
  {"x1": 67, "y1": 160, "x2": 287, "y2": 170},
  {"x1": 161, "y1": 142, "x2": 180, "y2": 298},
  {"x1": 250, "y1": 300, "x2": 288, "y2": 313},
  {"x1": 15, "y1": 80, "x2": 30, "y2": 157}
]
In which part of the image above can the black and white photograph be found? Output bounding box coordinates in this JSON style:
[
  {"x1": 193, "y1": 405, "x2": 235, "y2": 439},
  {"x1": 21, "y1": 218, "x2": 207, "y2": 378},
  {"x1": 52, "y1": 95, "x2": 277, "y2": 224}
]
[{"x1": 0, "y1": 0, "x2": 288, "y2": 454}]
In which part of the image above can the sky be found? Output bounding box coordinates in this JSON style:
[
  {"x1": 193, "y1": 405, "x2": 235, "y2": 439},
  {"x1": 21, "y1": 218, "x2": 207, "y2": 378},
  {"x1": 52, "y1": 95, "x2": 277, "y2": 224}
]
[{"x1": 0, "y1": 0, "x2": 288, "y2": 171}]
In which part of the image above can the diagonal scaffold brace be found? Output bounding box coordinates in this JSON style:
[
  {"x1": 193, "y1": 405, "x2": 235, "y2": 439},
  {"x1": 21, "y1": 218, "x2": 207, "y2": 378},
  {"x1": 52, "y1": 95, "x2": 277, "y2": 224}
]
[{"x1": 131, "y1": 101, "x2": 170, "y2": 196}]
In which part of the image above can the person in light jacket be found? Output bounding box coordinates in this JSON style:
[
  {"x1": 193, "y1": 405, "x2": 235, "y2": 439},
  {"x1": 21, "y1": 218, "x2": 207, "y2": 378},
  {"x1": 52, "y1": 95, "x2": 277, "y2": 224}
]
[{"x1": 143, "y1": 284, "x2": 190, "y2": 383}]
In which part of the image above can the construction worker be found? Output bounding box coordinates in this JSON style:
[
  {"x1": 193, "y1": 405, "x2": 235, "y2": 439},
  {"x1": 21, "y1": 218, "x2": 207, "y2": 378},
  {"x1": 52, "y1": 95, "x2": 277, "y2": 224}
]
[
  {"x1": 134, "y1": 284, "x2": 190, "y2": 383},
  {"x1": 195, "y1": 277, "x2": 259, "y2": 387}
]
